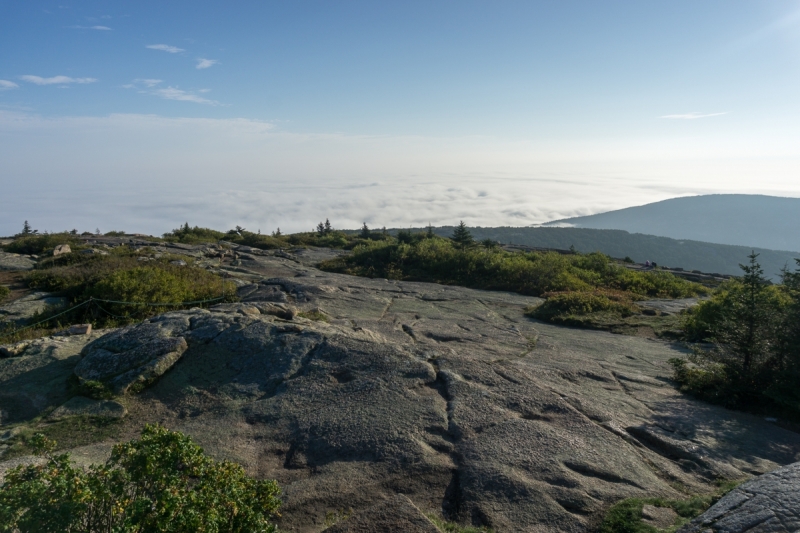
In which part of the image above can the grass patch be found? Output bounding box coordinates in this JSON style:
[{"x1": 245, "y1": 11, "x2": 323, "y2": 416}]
[
  {"x1": 0, "y1": 284, "x2": 9, "y2": 302},
  {"x1": 2, "y1": 416, "x2": 123, "y2": 459},
  {"x1": 426, "y1": 514, "x2": 493, "y2": 533},
  {"x1": 599, "y1": 481, "x2": 743, "y2": 533},
  {"x1": 298, "y1": 309, "x2": 329, "y2": 322}
]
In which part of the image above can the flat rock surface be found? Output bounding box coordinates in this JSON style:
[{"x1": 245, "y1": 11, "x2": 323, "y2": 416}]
[
  {"x1": 322, "y1": 494, "x2": 439, "y2": 533},
  {"x1": 48, "y1": 396, "x2": 127, "y2": 420},
  {"x1": 1, "y1": 250, "x2": 799, "y2": 533},
  {"x1": 0, "y1": 292, "x2": 68, "y2": 327},
  {"x1": 678, "y1": 462, "x2": 800, "y2": 533},
  {"x1": 0, "y1": 252, "x2": 35, "y2": 272}
]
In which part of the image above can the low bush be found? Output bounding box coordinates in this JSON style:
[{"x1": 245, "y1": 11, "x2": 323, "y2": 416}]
[
  {"x1": 0, "y1": 425, "x2": 282, "y2": 533},
  {"x1": 18, "y1": 247, "x2": 236, "y2": 330},
  {"x1": 527, "y1": 290, "x2": 639, "y2": 324},
  {"x1": 321, "y1": 239, "x2": 706, "y2": 298},
  {"x1": 3, "y1": 233, "x2": 79, "y2": 255},
  {"x1": 0, "y1": 285, "x2": 9, "y2": 302}
]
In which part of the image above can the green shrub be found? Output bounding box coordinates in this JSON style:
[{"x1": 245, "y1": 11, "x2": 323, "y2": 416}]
[
  {"x1": 671, "y1": 255, "x2": 800, "y2": 418},
  {"x1": 599, "y1": 483, "x2": 741, "y2": 533},
  {"x1": 528, "y1": 290, "x2": 639, "y2": 323},
  {"x1": 19, "y1": 251, "x2": 236, "y2": 330},
  {"x1": 0, "y1": 425, "x2": 281, "y2": 533},
  {"x1": 4, "y1": 233, "x2": 78, "y2": 255},
  {"x1": 320, "y1": 239, "x2": 706, "y2": 299},
  {"x1": 0, "y1": 285, "x2": 9, "y2": 302}
]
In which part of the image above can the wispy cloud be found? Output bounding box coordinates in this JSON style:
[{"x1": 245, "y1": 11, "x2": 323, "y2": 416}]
[
  {"x1": 153, "y1": 87, "x2": 218, "y2": 105},
  {"x1": 134, "y1": 78, "x2": 162, "y2": 88},
  {"x1": 146, "y1": 44, "x2": 185, "y2": 54},
  {"x1": 0, "y1": 80, "x2": 19, "y2": 90},
  {"x1": 196, "y1": 58, "x2": 218, "y2": 69},
  {"x1": 660, "y1": 112, "x2": 727, "y2": 120},
  {"x1": 20, "y1": 75, "x2": 97, "y2": 85},
  {"x1": 68, "y1": 25, "x2": 112, "y2": 30}
]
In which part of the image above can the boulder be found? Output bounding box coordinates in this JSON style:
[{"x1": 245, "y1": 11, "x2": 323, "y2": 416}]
[
  {"x1": 52, "y1": 244, "x2": 71, "y2": 256},
  {"x1": 75, "y1": 323, "x2": 189, "y2": 394},
  {"x1": 678, "y1": 462, "x2": 800, "y2": 533},
  {"x1": 67, "y1": 323, "x2": 92, "y2": 336}
]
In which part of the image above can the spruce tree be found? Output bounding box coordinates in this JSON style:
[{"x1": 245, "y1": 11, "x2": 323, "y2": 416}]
[
  {"x1": 451, "y1": 221, "x2": 474, "y2": 248},
  {"x1": 324, "y1": 219, "x2": 332, "y2": 234},
  {"x1": 426, "y1": 224, "x2": 434, "y2": 238},
  {"x1": 21, "y1": 221, "x2": 32, "y2": 236},
  {"x1": 316, "y1": 222, "x2": 325, "y2": 235},
  {"x1": 360, "y1": 222, "x2": 370, "y2": 239}
]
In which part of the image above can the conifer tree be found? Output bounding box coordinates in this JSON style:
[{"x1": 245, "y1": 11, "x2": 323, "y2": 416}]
[
  {"x1": 316, "y1": 222, "x2": 325, "y2": 235},
  {"x1": 324, "y1": 219, "x2": 332, "y2": 234},
  {"x1": 21, "y1": 221, "x2": 32, "y2": 236},
  {"x1": 426, "y1": 224, "x2": 434, "y2": 238},
  {"x1": 360, "y1": 222, "x2": 370, "y2": 239},
  {"x1": 451, "y1": 221, "x2": 474, "y2": 248}
]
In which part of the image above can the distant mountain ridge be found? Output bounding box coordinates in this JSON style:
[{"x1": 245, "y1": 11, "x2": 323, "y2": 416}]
[{"x1": 541, "y1": 194, "x2": 800, "y2": 253}]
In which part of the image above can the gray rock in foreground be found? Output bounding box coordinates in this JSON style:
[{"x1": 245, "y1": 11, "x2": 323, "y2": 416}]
[
  {"x1": 2, "y1": 248, "x2": 800, "y2": 533},
  {"x1": 678, "y1": 462, "x2": 800, "y2": 533}
]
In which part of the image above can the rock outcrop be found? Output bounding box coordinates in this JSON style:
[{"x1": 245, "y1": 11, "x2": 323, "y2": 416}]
[
  {"x1": 1, "y1": 246, "x2": 799, "y2": 533},
  {"x1": 678, "y1": 462, "x2": 800, "y2": 532}
]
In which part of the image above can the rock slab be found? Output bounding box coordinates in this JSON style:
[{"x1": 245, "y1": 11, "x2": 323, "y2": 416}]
[
  {"x1": 678, "y1": 462, "x2": 800, "y2": 533},
  {"x1": 322, "y1": 495, "x2": 439, "y2": 533}
]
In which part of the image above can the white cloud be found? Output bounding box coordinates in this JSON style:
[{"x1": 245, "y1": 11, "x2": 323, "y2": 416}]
[
  {"x1": 20, "y1": 75, "x2": 97, "y2": 85},
  {"x1": 152, "y1": 87, "x2": 219, "y2": 105},
  {"x1": 660, "y1": 112, "x2": 727, "y2": 120},
  {"x1": 134, "y1": 78, "x2": 162, "y2": 88},
  {"x1": 0, "y1": 80, "x2": 19, "y2": 90},
  {"x1": 196, "y1": 58, "x2": 219, "y2": 69},
  {"x1": 146, "y1": 44, "x2": 185, "y2": 54},
  {"x1": 69, "y1": 25, "x2": 111, "y2": 30}
]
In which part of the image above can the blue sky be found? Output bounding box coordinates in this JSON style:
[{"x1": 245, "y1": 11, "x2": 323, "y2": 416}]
[{"x1": 2, "y1": 1, "x2": 800, "y2": 235}]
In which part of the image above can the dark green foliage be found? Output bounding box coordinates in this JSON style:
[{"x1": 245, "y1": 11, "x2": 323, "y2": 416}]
[
  {"x1": 0, "y1": 425, "x2": 281, "y2": 533},
  {"x1": 103, "y1": 231, "x2": 126, "y2": 237},
  {"x1": 451, "y1": 221, "x2": 474, "y2": 248},
  {"x1": 163, "y1": 224, "x2": 226, "y2": 244},
  {"x1": 20, "y1": 248, "x2": 236, "y2": 329},
  {"x1": 320, "y1": 239, "x2": 706, "y2": 299},
  {"x1": 360, "y1": 222, "x2": 370, "y2": 239},
  {"x1": 673, "y1": 255, "x2": 800, "y2": 416},
  {"x1": 4, "y1": 233, "x2": 78, "y2": 255},
  {"x1": 0, "y1": 285, "x2": 9, "y2": 302},
  {"x1": 528, "y1": 290, "x2": 638, "y2": 324},
  {"x1": 20, "y1": 220, "x2": 34, "y2": 236}
]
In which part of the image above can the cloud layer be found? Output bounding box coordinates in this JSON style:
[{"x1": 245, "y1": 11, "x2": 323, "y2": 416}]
[
  {"x1": 1, "y1": 111, "x2": 798, "y2": 236},
  {"x1": 0, "y1": 80, "x2": 19, "y2": 89}
]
